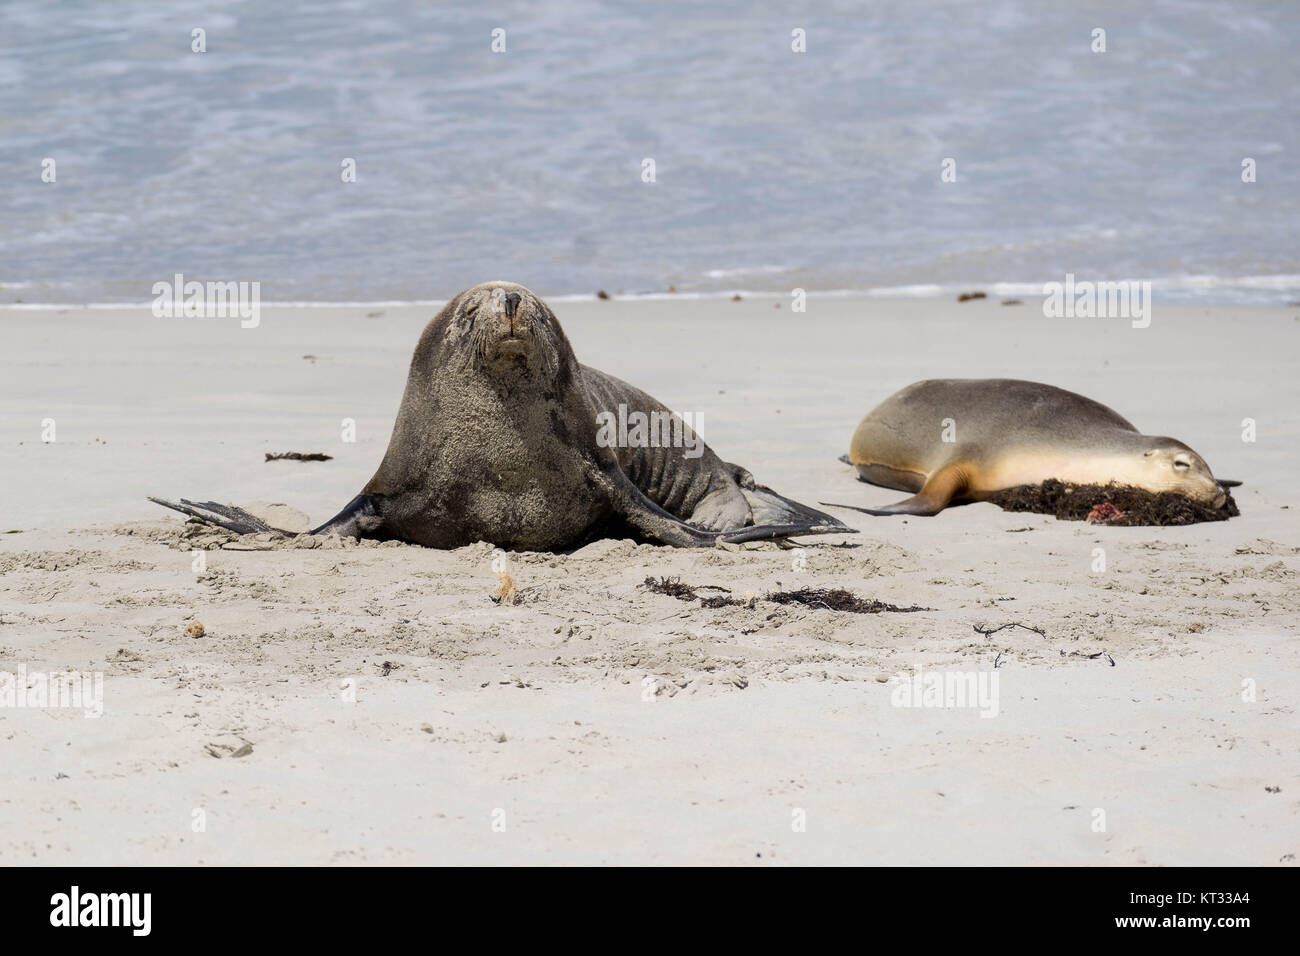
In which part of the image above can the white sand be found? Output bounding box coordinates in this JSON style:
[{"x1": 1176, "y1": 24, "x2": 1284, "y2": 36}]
[{"x1": 1, "y1": 296, "x2": 1297, "y2": 865}]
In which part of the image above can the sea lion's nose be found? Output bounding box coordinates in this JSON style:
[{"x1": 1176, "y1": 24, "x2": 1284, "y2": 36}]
[{"x1": 503, "y1": 293, "x2": 522, "y2": 320}]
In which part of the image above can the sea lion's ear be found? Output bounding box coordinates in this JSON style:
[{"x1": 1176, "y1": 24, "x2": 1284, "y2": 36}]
[{"x1": 1143, "y1": 449, "x2": 1157, "y2": 457}]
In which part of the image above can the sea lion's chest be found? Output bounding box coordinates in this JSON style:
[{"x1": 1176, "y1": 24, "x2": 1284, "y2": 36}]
[
  {"x1": 385, "y1": 385, "x2": 610, "y2": 549},
  {"x1": 973, "y1": 449, "x2": 1141, "y2": 496}
]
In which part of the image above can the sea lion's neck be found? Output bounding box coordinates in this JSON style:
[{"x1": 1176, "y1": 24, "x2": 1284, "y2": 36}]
[
  {"x1": 974, "y1": 430, "x2": 1169, "y2": 496},
  {"x1": 460, "y1": 358, "x2": 579, "y2": 405},
  {"x1": 978, "y1": 451, "x2": 1142, "y2": 493}
]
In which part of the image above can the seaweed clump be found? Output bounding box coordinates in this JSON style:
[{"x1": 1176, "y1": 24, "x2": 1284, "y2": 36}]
[
  {"x1": 988, "y1": 479, "x2": 1238, "y2": 526},
  {"x1": 762, "y1": 588, "x2": 926, "y2": 613},
  {"x1": 642, "y1": 577, "x2": 927, "y2": 614},
  {"x1": 265, "y1": 451, "x2": 333, "y2": 462}
]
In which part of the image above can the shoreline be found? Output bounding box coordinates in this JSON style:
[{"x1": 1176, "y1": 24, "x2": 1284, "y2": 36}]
[{"x1": 4, "y1": 272, "x2": 1300, "y2": 310}]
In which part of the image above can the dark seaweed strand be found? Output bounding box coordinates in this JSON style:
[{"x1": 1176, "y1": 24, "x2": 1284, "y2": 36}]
[{"x1": 642, "y1": 577, "x2": 929, "y2": 614}]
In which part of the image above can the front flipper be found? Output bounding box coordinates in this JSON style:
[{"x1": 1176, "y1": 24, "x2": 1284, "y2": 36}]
[
  {"x1": 687, "y1": 484, "x2": 753, "y2": 531},
  {"x1": 149, "y1": 493, "x2": 383, "y2": 539},
  {"x1": 820, "y1": 462, "x2": 967, "y2": 517},
  {"x1": 599, "y1": 469, "x2": 722, "y2": 546},
  {"x1": 309, "y1": 494, "x2": 383, "y2": 538},
  {"x1": 147, "y1": 497, "x2": 284, "y2": 534},
  {"x1": 598, "y1": 463, "x2": 853, "y2": 547},
  {"x1": 723, "y1": 461, "x2": 757, "y2": 489},
  {"x1": 716, "y1": 521, "x2": 853, "y2": 544},
  {"x1": 743, "y1": 484, "x2": 846, "y2": 530}
]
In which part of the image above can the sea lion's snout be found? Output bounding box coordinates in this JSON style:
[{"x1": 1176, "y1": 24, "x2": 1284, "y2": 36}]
[
  {"x1": 463, "y1": 282, "x2": 551, "y2": 368},
  {"x1": 492, "y1": 288, "x2": 532, "y2": 350},
  {"x1": 503, "y1": 292, "x2": 522, "y2": 321},
  {"x1": 446, "y1": 282, "x2": 564, "y2": 378}
]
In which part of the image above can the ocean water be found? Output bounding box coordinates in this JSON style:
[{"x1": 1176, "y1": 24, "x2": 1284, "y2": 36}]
[{"x1": 1, "y1": 0, "x2": 1297, "y2": 305}]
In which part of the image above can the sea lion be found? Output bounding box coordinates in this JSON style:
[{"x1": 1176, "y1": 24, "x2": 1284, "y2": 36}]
[
  {"x1": 151, "y1": 281, "x2": 850, "y2": 549},
  {"x1": 825, "y1": 378, "x2": 1234, "y2": 517}
]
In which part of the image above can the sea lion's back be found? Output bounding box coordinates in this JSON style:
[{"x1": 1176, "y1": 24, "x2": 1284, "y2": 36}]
[{"x1": 850, "y1": 378, "x2": 1138, "y2": 468}]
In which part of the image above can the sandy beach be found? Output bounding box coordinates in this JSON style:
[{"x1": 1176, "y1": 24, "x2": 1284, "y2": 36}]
[{"x1": 2, "y1": 294, "x2": 1297, "y2": 865}]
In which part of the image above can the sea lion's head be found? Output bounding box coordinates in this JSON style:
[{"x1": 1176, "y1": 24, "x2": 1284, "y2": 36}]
[
  {"x1": 443, "y1": 281, "x2": 567, "y2": 377},
  {"x1": 1138, "y1": 438, "x2": 1227, "y2": 508}
]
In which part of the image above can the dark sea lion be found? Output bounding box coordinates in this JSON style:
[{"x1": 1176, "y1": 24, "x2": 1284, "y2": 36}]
[
  {"x1": 825, "y1": 378, "x2": 1234, "y2": 517},
  {"x1": 151, "y1": 281, "x2": 849, "y2": 549}
]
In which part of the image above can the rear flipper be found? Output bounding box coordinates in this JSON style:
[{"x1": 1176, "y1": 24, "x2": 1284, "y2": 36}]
[{"x1": 819, "y1": 462, "x2": 966, "y2": 517}]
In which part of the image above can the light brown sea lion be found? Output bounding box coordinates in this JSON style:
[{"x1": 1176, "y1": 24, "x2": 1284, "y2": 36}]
[
  {"x1": 151, "y1": 281, "x2": 850, "y2": 549},
  {"x1": 825, "y1": 378, "x2": 1234, "y2": 517}
]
